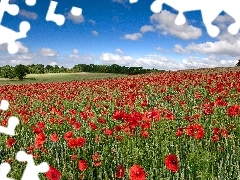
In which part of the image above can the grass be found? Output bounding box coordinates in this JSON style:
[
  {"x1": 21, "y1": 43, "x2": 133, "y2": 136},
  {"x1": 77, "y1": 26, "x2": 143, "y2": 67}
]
[{"x1": 0, "y1": 72, "x2": 127, "y2": 85}]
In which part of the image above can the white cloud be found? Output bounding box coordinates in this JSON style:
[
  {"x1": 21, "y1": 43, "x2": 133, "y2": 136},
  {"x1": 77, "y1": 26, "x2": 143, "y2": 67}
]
[
  {"x1": 133, "y1": 54, "x2": 185, "y2": 70},
  {"x1": 100, "y1": 53, "x2": 132, "y2": 65},
  {"x1": 174, "y1": 40, "x2": 240, "y2": 57},
  {"x1": 89, "y1": 19, "x2": 96, "y2": 25},
  {"x1": 112, "y1": 0, "x2": 126, "y2": 5},
  {"x1": 140, "y1": 25, "x2": 154, "y2": 33},
  {"x1": 40, "y1": 48, "x2": 58, "y2": 57},
  {"x1": 155, "y1": 47, "x2": 164, "y2": 51},
  {"x1": 181, "y1": 56, "x2": 238, "y2": 69},
  {"x1": 124, "y1": 33, "x2": 142, "y2": 40},
  {"x1": 150, "y1": 10, "x2": 202, "y2": 40},
  {"x1": 115, "y1": 48, "x2": 123, "y2": 54},
  {"x1": 49, "y1": 62, "x2": 58, "y2": 66},
  {"x1": 66, "y1": 12, "x2": 84, "y2": 24},
  {"x1": 72, "y1": 49, "x2": 78, "y2": 55},
  {"x1": 19, "y1": 10, "x2": 38, "y2": 20},
  {"x1": 0, "y1": 41, "x2": 29, "y2": 54},
  {"x1": 92, "y1": 31, "x2": 98, "y2": 36}
]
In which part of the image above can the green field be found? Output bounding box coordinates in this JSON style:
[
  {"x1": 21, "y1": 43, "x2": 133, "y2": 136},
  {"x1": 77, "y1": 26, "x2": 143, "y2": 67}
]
[{"x1": 0, "y1": 72, "x2": 127, "y2": 85}]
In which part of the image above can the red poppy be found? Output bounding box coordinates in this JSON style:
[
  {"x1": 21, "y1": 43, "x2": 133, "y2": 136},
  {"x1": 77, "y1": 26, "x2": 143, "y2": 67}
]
[
  {"x1": 140, "y1": 131, "x2": 149, "y2": 138},
  {"x1": 78, "y1": 159, "x2": 88, "y2": 171},
  {"x1": 68, "y1": 138, "x2": 77, "y2": 148},
  {"x1": 227, "y1": 105, "x2": 239, "y2": 116},
  {"x1": 104, "y1": 129, "x2": 114, "y2": 136},
  {"x1": 45, "y1": 166, "x2": 61, "y2": 180},
  {"x1": 76, "y1": 137, "x2": 87, "y2": 147},
  {"x1": 74, "y1": 122, "x2": 81, "y2": 130},
  {"x1": 176, "y1": 127, "x2": 183, "y2": 137},
  {"x1": 64, "y1": 131, "x2": 73, "y2": 141},
  {"x1": 50, "y1": 133, "x2": 58, "y2": 142},
  {"x1": 6, "y1": 138, "x2": 16, "y2": 148},
  {"x1": 116, "y1": 165, "x2": 125, "y2": 179},
  {"x1": 165, "y1": 154, "x2": 179, "y2": 173},
  {"x1": 129, "y1": 164, "x2": 146, "y2": 180},
  {"x1": 185, "y1": 123, "x2": 205, "y2": 140},
  {"x1": 35, "y1": 132, "x2": 46, "y2": 148}
]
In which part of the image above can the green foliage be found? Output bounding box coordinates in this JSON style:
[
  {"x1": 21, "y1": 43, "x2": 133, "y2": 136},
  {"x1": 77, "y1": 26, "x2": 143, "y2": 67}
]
[
  {"x1": 14, "y1": 64, "x2": 30, "y2": 80},
  {"x1": 0, "y1": 63, "x2": 165, "y2": 79},
  {"x1": 236, "y1": 59, "x2": 240, "y2": 66}
]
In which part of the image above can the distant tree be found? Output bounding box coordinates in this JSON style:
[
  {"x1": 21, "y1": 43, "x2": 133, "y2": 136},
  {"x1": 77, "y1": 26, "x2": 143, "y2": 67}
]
[
  {"x1": 236, "y1": 59, "x2": 240, "y2": 66},
  {"x1": 14, "y1": 64, "x2": 29, "y2": 80},
  {"x1": 0, "y1": 65, "x2": 15, "y2": 78}
]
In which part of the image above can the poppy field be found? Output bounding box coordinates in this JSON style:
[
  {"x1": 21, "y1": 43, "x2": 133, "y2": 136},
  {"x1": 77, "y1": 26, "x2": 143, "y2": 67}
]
[{"x1": 0, "y1": 67, "x2": 239, "y2": 180}]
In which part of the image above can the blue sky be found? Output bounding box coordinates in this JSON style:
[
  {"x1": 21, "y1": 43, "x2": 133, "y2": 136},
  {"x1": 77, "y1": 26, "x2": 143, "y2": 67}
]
[{"x1": 0, "y1": 0, "x2": 239, "y2": 70}]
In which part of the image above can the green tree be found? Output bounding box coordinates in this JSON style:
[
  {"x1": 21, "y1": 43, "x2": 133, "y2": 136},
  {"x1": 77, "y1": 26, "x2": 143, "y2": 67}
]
[
  {"x1": 236, "y1": 59, "x2": 240, "y2": 66},
  {"x1": 14, "y1": 64, "x2": 29, "y2": 80}
]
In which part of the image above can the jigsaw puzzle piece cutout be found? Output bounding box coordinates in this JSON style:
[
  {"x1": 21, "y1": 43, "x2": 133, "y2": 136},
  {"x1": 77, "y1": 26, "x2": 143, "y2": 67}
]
[
  {"x1": 0, "y1": 21, "x2": 30, "y2": 54},
  {"x1": 16, "y1": 151, "x2": 49, "y2": 180},
  {"x1": 0, "y1": 100, "x2": 10, "y2": 111},
  {"x1": 0, "y1": 116, "x2": 19, "y2": 136},
  {"x1": 0, "y1": 163, "x2": 14, "y2": 180},
  {"x1": 25, "y1": 0, "x2": 36, "y2": 6},
  {"x1": 129, "y1": 0, "x2": 138, "y2": 3},
  {"x1": 0, "y1": 0, "x2": 19, "y2": 23},
  {"x1": 46, "y1": 0, "x2": 65, "y2": 26},
  {"x1": 150, "y1": 0, "x2": 224, "y2": 37},
  {"x1": 70, "y1": 6, "x2": 82, "y2": 16}
]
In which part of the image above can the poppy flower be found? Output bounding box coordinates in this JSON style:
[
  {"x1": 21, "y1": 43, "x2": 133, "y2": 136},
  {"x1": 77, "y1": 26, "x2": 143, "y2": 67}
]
[
  {"x1": 64, "y1": 131, "x2": 73, "y2": 141},
  {"x1": 45, "y1": 166, "x2": 61, "y2": 180},
  {"x1": 6, "y1": 138, "x2": 16, "y2": 148},
  {"x1": 116, "y1": 165, "x2": 125, "y2": 179},
  {"x1": 50, "y1": 133, "x2": 58, "y2": 142},
  {"x1": 165, "y1": 154, "x2": 178, "y2": 173},
  {"x1": 129, "y1": 164, "x2": 146, "y2": 180},
  {"x1": 78, "y1": 159, "x2": 88, "y2": 171}
]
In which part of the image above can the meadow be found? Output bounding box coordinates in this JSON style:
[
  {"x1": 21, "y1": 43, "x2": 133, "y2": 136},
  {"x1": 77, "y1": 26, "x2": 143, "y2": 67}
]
[
  {"x1": 0, "y1": 72, "x2": 126, "y2": 85},
  {"x1": 0, "y1": 67, "x2": 239, "y2": 180}
]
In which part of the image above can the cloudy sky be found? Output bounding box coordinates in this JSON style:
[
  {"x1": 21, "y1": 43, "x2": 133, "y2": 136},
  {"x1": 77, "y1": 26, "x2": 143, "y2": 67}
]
[{"x1": 0, "y1": 0, "x2": 239, "y2": 70}]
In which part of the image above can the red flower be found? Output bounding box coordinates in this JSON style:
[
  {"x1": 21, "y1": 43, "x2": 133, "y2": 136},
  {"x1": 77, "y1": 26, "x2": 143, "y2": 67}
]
[
  {"x1": 165, "y1": 154, "x2": 178, "y2": 173},
  {"x1": 185, "y1": 123, "x2": 205, "y2": 140},
  {"x1": 50, "y1": 133, "x2": 58, "y2": 142},
  {"x1": 116, "y1": 165, "x2": 125, "y2": 179},
  {"x1": 104, "y1": 129, "x2": 114, "y2": 136},
  {"x1": 64, "y1": 131, "x2": 73, "y2": 141},
  {"x1": 212, "y1": 134, "x2": 219, "y2": 142},
  {"x1": 165, "y1": 111, "x2": 175, "y2": 120},
  {"x1": 74, "y1": 122, "x2": 81, "y2": 130},
  {"x1": 45, "y1": 166, "x2": 61, "y2": 180},
  {"x1": 175, "y1": 127, "x2": 183, "y2": 137},
  {"x1": 68, "y1": 139, "x2": 77, "y2": 148},
  {"x1": 76, "y1": 137, "x2": 87, "y2": 147},
  {"x1": 129, "y1": 164, "x2": 146, "y2": 180},
  {"x1": 6, "y1": 138, "x2": 16, "y2": 148},
  {"x1": 140, "y1": 131, "x2": 149, "y2": 138},
  {"x1": 227, "y1": 105, "x2": 239, "y2": 116},
  {"x1": 78, "y1": 159, "x2": 88, "y2": 171},
  {"x1": 35, "y1": 132, "x2": 46, "y2": 148}
]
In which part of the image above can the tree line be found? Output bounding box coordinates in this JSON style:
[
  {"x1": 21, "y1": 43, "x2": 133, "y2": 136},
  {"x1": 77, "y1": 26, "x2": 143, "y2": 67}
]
[{"x1": 0, "y1": 64, "x2": 164, "y2": 80}]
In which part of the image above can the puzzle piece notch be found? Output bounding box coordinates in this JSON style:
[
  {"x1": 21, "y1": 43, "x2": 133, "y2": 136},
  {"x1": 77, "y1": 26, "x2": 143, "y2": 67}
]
[
  {"x1": 0, "y1": 116, "x2": 19, "y2": 136},
  {"x1": 16, "y1": 151, "x2": 50, "y2": 180},
  {"x1": 0, "y1": 162, "x2": 14, "y2": 180},
  {"x1": 0, "y1": 100, "x2": 10, "y2": 111},
  {"x1": 25, "y1": 0, "x2": 36, "y2": 6},
  {"x1": 129, "y1": 0, "x2": 138, "y2": 3},
  {"x1": 0, "y1": 21, "x2": 30, "y2": 54},
  {"x1": 46, "y1": 0, "x2": 65, "y2": 26},
  {"x1": 0, "y1": 0, "x2": 19, "y2": 24},
  {"x1": 70, "y1": 6, "x2": 82, "y2": 16},
  {"x1": 150, "y1": 0, "x2": 240, "y2": 37}
]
